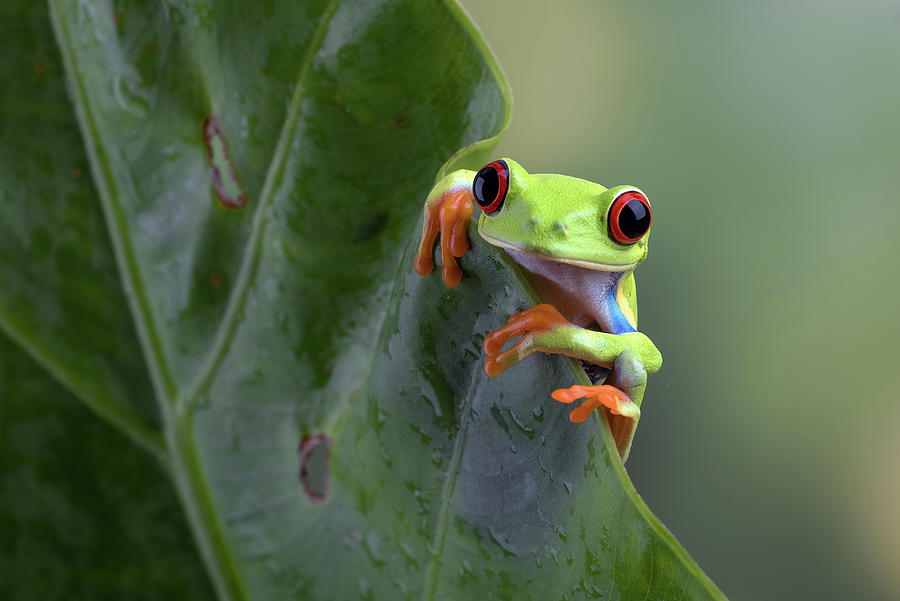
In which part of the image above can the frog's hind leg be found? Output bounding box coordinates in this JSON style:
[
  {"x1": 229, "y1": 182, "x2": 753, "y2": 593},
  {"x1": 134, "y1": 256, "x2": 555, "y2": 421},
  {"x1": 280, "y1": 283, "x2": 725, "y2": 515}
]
[
  {"x1": 553, "y1": 349, "x2": 648, "y2": 460},
  {"x1": 551, "y1": 384, "x2": 640, "y2": 460},
  {"x1": 483, "y1": 305, "x2": 650, "y2": 461}
]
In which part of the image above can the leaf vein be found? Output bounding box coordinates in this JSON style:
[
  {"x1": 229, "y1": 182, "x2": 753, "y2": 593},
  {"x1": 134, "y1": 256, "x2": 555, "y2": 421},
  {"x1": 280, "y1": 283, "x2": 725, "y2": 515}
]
[
  {"x1": 419, "y1": 362, "x2": 482, "y2": 601},
  {"x1": 180, "y1": 0, "x2": 342, "y2": 410}
]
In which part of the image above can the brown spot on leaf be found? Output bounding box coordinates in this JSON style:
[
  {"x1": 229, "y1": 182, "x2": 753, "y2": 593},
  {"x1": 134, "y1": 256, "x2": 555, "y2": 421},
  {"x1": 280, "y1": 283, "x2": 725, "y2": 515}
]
[
  {"x1": 147, "y1": 42, "x2": 156, "y2": 52},
  {"x1": 35, "y1": 61, "x2": 47, "y2": 73},
  {"x1": 209, "y1": 273, "x2": 223, "y2": 287},
  {"x1": 202, "y1": 115, "x2": 247, "y2": 209},
  {"x1": 70, "y1": 168, "x2": 82, "y2": 179},
  {"x1": 393, "y1": 114, "x2": 407, "y2": 128}
]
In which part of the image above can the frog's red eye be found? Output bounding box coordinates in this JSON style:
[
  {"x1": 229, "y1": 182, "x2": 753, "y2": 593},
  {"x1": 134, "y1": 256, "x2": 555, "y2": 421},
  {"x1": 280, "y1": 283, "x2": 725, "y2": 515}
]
[
  {"x1": 472, "y1": 160, "x2": 509, "y2": 214},
  {"x1": 608, "y1": 190, "x2": 651, "y2": 244}
]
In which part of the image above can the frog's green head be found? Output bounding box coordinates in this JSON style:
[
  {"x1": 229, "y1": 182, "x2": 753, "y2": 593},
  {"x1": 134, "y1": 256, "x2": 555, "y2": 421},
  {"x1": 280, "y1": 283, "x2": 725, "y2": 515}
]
[{"x1": 472, "y1": 158, "x2": 652, "y2": 271}]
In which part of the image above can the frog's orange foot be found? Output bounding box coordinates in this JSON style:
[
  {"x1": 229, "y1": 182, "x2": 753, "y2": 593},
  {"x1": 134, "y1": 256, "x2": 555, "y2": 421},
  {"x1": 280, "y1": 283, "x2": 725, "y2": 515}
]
[
  {"x1": 550, "y1": 384, "x2": 636, "y2": 424},
  {"x1": 414, "y1": 188, "x2": 473, "y2": 287},
  {"x1": 552, "y1": 384, "x2": 639, "y2": 460},
  {"x1": 482, "y1": 304, "x2": 572, "y2": 377}
]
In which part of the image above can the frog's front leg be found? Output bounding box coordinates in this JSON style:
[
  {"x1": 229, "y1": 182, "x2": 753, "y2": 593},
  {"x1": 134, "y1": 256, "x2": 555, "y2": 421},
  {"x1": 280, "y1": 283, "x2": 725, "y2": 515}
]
[
  {"x1": 483, "y1": 304, "x2": 661, "y2": 460},
  {"x1": 413, "y1": 172, "x2": 474, "y2": 287}
]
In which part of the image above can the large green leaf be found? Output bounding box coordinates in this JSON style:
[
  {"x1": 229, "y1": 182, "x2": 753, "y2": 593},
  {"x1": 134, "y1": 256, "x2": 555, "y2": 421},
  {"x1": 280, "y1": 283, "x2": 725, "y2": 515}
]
[{"x1": 0, "y1": 0, "x2": 725, "y2": 599}]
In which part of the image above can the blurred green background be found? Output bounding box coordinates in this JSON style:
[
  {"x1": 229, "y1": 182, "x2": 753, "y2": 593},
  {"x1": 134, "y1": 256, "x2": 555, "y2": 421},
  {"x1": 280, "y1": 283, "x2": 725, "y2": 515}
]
[{"x1": 459, "y1": 1, "x2": 900, "y2": 600}]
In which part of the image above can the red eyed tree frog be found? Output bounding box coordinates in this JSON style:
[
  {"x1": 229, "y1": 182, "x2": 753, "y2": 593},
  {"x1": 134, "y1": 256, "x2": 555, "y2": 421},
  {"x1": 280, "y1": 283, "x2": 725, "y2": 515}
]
[{"x1": 414, "y1": 159, "x2": 662, "y2": 462}]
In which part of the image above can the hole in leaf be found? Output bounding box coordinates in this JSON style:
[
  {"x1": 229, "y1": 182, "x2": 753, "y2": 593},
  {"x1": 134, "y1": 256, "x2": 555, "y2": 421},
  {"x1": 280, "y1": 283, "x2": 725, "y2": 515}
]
[
  {"x1": 202, "y1": 115, "x2": 247, "y2": 209},
  {"x1": 298, "y1": 434, "x2": 330, "y2": 502}
]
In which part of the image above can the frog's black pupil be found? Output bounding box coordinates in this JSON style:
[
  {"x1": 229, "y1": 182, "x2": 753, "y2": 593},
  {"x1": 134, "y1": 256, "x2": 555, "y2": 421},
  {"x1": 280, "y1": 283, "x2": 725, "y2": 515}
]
[
  {"x1": 619, "y1": 199, "x2": 650, "y2": 239},
  {"x1": 473, "y1": 166, "x2": 500, "y2": 208}
]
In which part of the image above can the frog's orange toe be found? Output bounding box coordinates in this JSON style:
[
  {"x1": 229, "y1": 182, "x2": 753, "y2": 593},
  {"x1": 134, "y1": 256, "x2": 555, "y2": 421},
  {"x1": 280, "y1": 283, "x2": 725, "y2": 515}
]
[
  {"x1": 549, "y1": 386, "x2": 586, "y2": 404},
  {"x1": 449, "y1": 212, "x2": 469, "y2": 258},
  {"x1": 568, "y1": 403, "x2": 596, "y2": 424},
  {"x1": 413, "y1": 254, "x2": 434, "y2": 277},
  {"x1": 441, "y1": 263, "x2": 463, "y2": 288},
  {"x1": 483, "y1": 352, "x2": 519, "y2": 377}
]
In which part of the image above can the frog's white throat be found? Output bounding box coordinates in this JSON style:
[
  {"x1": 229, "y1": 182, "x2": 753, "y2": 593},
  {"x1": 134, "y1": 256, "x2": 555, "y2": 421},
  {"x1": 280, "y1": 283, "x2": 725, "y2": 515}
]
[{"x1": 503, "y1": 249, "x2": 637, "y2": 335}]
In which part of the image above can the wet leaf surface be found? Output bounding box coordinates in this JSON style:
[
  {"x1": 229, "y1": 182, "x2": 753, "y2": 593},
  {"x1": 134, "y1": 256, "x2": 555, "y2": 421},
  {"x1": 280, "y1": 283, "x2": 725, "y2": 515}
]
[{"x1": 0, "y1": 1, "x2": 724, "y2": 599}]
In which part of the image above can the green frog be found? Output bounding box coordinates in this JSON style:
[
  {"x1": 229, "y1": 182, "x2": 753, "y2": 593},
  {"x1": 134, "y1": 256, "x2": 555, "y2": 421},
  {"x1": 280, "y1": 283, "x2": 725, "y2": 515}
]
[{"x1": 414, "y1": 158, "x2": 661, "y2": 461}]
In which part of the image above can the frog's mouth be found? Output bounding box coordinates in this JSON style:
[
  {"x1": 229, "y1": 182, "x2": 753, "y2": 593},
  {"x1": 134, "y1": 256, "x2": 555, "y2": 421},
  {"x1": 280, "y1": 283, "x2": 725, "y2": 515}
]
[{"x1": 479, "y1": 232, "x2": 638, "y2": 272}]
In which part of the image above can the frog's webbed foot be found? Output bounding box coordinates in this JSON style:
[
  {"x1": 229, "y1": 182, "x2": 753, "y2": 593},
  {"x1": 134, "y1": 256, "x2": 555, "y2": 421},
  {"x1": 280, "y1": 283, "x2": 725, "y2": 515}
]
[
  {"x1": 413, "y1": 187, "x2": 473, "y2": 287},
  {"x1": 551, "y1": 384, "x2": 640, "y2": 460},
  {"x1": 482, "y1": 304, "x2": 573, "y2": 377},
  {"x1": 484, "y1": 304, "x2": 645, "y2": 460}
]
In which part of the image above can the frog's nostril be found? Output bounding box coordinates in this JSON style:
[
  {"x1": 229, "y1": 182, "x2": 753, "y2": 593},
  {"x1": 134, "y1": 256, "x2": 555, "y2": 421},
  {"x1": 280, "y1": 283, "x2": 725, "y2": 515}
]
[
  {"x1": 552, "y1": 221, "x2": 568, "y2": 235},
  {"x1": 528, "y1": 216, "x2": 541, "y2": 229}
]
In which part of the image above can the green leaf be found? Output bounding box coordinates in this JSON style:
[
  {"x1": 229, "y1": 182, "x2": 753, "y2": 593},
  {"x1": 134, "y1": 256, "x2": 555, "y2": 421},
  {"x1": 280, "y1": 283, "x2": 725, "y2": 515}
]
[
  {"x1": 0, "y1": 334, "x2": 215, "y2": 601},
  {"x1": 1, "y1": 0, "x2": 725, "y2": 599}
]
